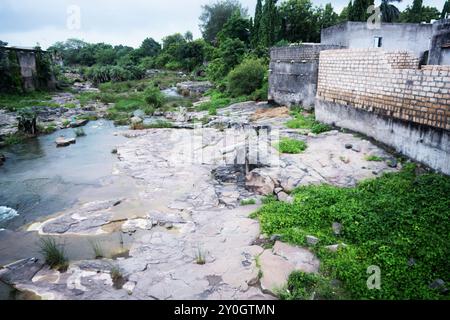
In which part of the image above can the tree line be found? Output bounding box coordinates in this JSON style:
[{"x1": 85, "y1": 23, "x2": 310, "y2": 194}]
[{"x1": 2, "y1": 0, "x2": 449, "y2": 93}]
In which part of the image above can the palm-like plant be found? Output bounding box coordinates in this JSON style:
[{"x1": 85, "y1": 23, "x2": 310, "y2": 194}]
[{"x1": 380, "y1": 0, "x2": 402, "y2": 22}]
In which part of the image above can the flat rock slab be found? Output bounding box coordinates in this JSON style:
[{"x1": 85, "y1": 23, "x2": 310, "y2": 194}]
[{"x1": 259, "y1": 242, "x2": 319, "y2": 295}]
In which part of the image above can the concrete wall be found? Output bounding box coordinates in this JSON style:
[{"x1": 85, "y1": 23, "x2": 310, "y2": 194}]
[
  {"x1": 321, "y1": 22, "x2": 433, "y2": 61},
  {"x1": 316, "y1": 48, "x2": 450, "y2": 174},
  {"x1": 316, "y1": 101, "x2": 450, "y2": 175},
  {"x1": 268, "y1": 44, "x2": 342, "y2": 109},
  {"x1": 16, "y1": 51, "x2": 37, "y2": 92},
  {"x1": 428, "y1": 20, "x2": 450, "y2": 65}
]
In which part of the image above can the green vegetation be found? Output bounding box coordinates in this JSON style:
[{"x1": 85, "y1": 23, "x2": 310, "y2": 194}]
[
  {"x1": 39, "y1": 238, "x2": 69, "y2": 272},
  {"x1": 195, "y1": 247, "x2": 206, "y2": 265},
  {"x1": 365, "y1": 155, "x2": 384, "y2": 162},
  {"x1": 241, "y1": 199, "x2": 257, "y2": 206},
  {"x1": 110, "y1": 266, "x2": 126, "y2": 289},
  {"x1": 74, "y1": 128, "x2": 86, "y2": 137},
  {"x1": 252, "y1": 164, "x2": 450, "y2": 299},
  {"x1": 279, "y1": 271, "x2": 348, "y2": 300},
  {"x1": 227, "y1": 58, "x2": 266, "y2": 97},
  {"x1": 131, "y1": 120, "x2": 173, "y2": 130},
  {"x1": 90, "y1": 240, "x2": 104, "y2": 259},
  {"x1": 276, "y1": 138, "x2": 307, "y2": 154},
  {"x1": 287, "y1": 110, "x2": 332, "y2": 134},
  {"x1": 38, "y1": 123, "x2": 57, "y2": 134},
  {"x1": 0, "y1": 91, "x2": 56, "y2": 111},
  {"x1": 1, "y1": 132, "x2": 27, "y2": 146}
]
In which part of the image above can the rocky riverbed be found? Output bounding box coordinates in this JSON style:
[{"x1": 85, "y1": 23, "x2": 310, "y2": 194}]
[{"x1": 0, "y1": 96, "x2": 400, "y2": 300}]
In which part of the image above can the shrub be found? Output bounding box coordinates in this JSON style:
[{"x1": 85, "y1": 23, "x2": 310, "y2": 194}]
[
  {"x1": 39, "y1": 238, "x2": 68, "y2": 271},
  {"x1": 241, "y1": 199, "x2": 256, "y2": 206},
  {"x1": 227, "y1": 59, "x2": 266, "y2": 97},
  {"x1": 277, "y1": 138, "x2": 307, "y2": 154},
  {"x1": 365, "y1": 155, "x2": 384, "y2": 162},
  {"x1": 74, "y1": 128, "x2": 86, "y2": 137},
  {"x1": 252, "y1": 164, "x2": 450, "y2": 299},
  {"x1": 311, "y1": 122, "x2": 332, "y2": 134},
  {"x1": 143, "y1": 85, "x2": 165, "y2": 108}
]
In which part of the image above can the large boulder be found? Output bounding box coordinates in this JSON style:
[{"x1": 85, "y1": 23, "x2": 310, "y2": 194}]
[
  {"x1": 245, "y1": 169, "x2": 278, "y2": 196},
  {"x1": 176, "y1": 81, "x2": 213, "y2": 97}
]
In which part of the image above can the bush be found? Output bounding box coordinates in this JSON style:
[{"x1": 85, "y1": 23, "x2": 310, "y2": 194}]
[
  {"x1": 277, "y1": 138, "x2": 307, "y2": 154},
  {"x1": 253, "y1": 164, "x2": 450, "y2": 299},
  {"x1": 227, "y1": 59, "x2": 266, "y2": 97},
  {"x1": 143, "y1": 85, "x2": 165, "y2": 108}
]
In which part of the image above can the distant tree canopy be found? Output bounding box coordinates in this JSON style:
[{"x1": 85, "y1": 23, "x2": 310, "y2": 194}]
[
  {"x1": 45, "y1": 0, "x2": 443, "y2": 87},
  {"x1": 400, "y1": 0, "x2": 440, "y2": 23},
  {"x1": 199, "y1": 0, "x2": 247, "y2": 43}
]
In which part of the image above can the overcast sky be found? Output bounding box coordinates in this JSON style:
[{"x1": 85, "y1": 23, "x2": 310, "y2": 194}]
[{"x1": 0, "y1": 0, "x2": 445, "y2": 49}]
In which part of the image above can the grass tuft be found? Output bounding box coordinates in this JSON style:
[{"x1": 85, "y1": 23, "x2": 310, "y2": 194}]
[{"x1": 39, "y1": 238, "x2": 69, "y2": 272}]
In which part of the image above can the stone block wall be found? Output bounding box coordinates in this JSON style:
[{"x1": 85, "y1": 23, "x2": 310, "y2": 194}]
[
  {"x1": 268, "y1": 44, "x2": 342, "y2": 109},
  {"x1": 316, "y1": 48, "x2": 450, "y2": 174},
  {"x1": 317, "y1": 49, "x2": 450, "y2": 131}
]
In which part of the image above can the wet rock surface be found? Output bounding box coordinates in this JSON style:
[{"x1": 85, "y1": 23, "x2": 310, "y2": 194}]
[{"x1": 1, "y1": 100, "x2": 401, "y2": 300}]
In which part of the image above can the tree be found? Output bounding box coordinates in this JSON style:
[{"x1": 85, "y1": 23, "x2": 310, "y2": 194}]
[
  {"x1": 260, "y1": 0, "x2": 280, "y2": 47},
  {"x1": 339, "y1": 1, "x2": 352, "y2": 22},
  {"x1": 380, "y1": 0, "x2": 401, "y2": 22},
  {"x1": 442, "y1": 0, "x2": 450, "y2": 19},
  {"x1": 217, "y1": 11, "x2": 251, "y2": 44},
  {"x1": 140, "y1": 38, "x2": 161, "y2": 57},
  {"x1": 319, "y1": 3, "x2": 339, "y2": 29},
  {"x1": 400, "y1": 0, "x2": 440, "y2": 23},
  {"x1": 279, "y1": 0, "x2": 321, "y2": 43},
  {"x1": 184, "y1": 31, "x2": 194, "y2": 42},
  {"x1": 251, "y1": 0, "x2": 264, "y2": 47},
  {"x1": 0, "y1": 40, "x2": 7, "y2": 47},
  {"x1": 350, "y1": 0, "x2": 374, "y2": 22},
  {"x1": 199, "y1": 0, "x2": 246, "y2": 43}
]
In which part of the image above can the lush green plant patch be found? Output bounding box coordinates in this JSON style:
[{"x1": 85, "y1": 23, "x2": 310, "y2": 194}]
[
  {"x1": 276, "y1": 138, "x2": 307, "y2": 154},
  {"x1": 287, "y1": 111, "x2": 332, "y2": 134},
  {"x1": 252, "y1": 164, "x2": 450, "y2": 299}
]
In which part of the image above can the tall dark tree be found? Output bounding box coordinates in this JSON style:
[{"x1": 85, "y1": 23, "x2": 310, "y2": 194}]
[
  {"x1": 441, "y1": 0, "x2": 450, "y2": 19},
  {"x1": 260, "y1": 0, "x2": 280, "y2": 47},
  {"x1": 252, "y1": 0, "x2": 264, "y2": 47},
  {"x1": 400, "y1": 0, "x2": 440, "y2": 23},
  {"x1": 279, "y1": 0, "x2": 321, "y2": 43},
  {"x1": 351, "y1": 0, "x2": 374, "y2": 22},
  {"x1": 380, "y1": 0, "x2": 402, "y2": 23},
  {"x1": 199, "y1": 0, "x2": 246, "y2": 43},
  {"x1": 320, "y1": 3, "x2": 339, "y2": 29},
  {"x1": 140, "y1": 38, "x2": 161, "y2": 57}
]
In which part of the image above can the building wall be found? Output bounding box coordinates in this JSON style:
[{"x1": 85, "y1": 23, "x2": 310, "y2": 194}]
[
  {"x1": 16, "y1": 51, "x2": 37, "y2": 92},
  {"x1": 428, "y1": 20, "x2": 450, "y2": 65},
  {"x1": 315, "y1": 48, "x2": 450, "y2": 174},
  {"x1": 321, "y1": 22, "x2": 433, "y2": 61},
  {"x1": 268, "y1": 44, "x2": 342, "y2": 109}
]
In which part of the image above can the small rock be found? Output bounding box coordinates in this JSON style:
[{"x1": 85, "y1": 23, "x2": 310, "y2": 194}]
[
  {"x1": 325, "y1": 243, "x2": 347, "y2": 252},
  {"x1": 270, "y1": 234, "x2": 282, "y2": 242},
  {"x1": 274, "y1": 188, "x2": 283, "y2": 194},
  {"x1": 111, "y1": 148, "x2": 118, "y2": 154},
  {"x1": 372, "y1": 171, "x2": 379, "y2": 175},
  {"x1": 306, "y1": 235, "x2": 319, "y2": 246},
  {"x1": 277, "y1": 192, "x2": 293, "y2": 203},
  {"x1": 408, "y1": 258, "x2": 416, "y2": 267},
  {"x1": 130, "y1": 116, "x2": 143, "y2": 125},
  {"x1": 332, "y1": 222, "x2": 342, "y2": 235},
  {"x1": 345, "y1": 143, "x2": 353, "y2": 149},
  {"x1": 387, "y1": 158, "x2": 398, "y2": 168},
  {"x1": 55, "y1": 137, "x2": 76, "y2": 147},
  {"x1": 133, "y1": 110, "x2": 145, "y2": 118},
  {"x1": 351, "y1": 145, "x2": 361, "y2": 152},
  {"x1": 429, "y1": 279, "x2": 447, "y2": 293}
]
